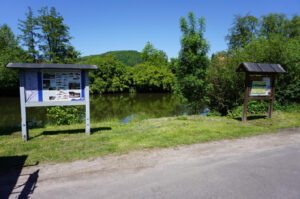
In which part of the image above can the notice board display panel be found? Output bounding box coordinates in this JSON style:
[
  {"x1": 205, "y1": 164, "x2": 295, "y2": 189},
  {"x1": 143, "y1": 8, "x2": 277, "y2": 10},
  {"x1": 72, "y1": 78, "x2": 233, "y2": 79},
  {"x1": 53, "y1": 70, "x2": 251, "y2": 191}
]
[
  {"x1": 42, "y1": 71, "x2": 83, "y2": 102},
  {"x1": 250, "y1": 77, "x2": 271, "y2": 97},
  {"x1": 24, "y1": 70, "x2": 85, "y2": 103}
]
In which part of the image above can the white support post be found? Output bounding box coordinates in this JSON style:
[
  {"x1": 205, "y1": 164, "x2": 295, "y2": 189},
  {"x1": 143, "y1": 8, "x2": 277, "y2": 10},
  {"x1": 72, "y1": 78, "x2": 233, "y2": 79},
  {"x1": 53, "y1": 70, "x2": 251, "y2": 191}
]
[
  {"x1": 85, "y1": 71, "x2": 91, "y2": 135},
  {"x1": 19, "y1": 71, "x2": 28, "y2": 141}
]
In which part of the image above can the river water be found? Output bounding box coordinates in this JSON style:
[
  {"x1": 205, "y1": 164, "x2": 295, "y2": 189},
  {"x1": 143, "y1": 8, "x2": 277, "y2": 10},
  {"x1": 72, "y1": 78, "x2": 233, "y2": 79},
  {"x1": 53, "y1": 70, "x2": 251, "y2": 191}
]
[{"x1": 0, "y1": 93, "x2": 202, "y2": 130}]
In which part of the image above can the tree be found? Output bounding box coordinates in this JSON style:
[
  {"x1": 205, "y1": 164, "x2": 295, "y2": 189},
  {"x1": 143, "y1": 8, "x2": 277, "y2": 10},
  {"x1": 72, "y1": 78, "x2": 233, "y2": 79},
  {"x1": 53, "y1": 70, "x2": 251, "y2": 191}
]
[
  {"x1": 81, "y1": 55, "x2": 130, "y2": 94},
  {"x1": 176, "y1": 12, "x2": 209, "y2": 109},
  {"x1": 141, "y1": 42, "x2": 168, "y2": 65},
  {"x1": 130, "y1": 62, "x2": 175, "y2": 92},
  {"x1": 0, "y1": 24, "x2": 26, "y2": 93},
  {"x1": 260, "y1": 13, "x2": 289, "y2": 38},
  {"x1": 18, "y1": 7, "x2": 39, "y2": 62},
  {"x1": 37, "y1": 7, "x2": 79, "y2": 63},
  {"x1": 207, "y1": 51, "x2": 244, "y2": 115},
  {"x1": 226, "y1": 14, "x2": 259, "y2": 49},
  {"x1": 286, "y1": 15, "x2": 300, "y2": 38}
]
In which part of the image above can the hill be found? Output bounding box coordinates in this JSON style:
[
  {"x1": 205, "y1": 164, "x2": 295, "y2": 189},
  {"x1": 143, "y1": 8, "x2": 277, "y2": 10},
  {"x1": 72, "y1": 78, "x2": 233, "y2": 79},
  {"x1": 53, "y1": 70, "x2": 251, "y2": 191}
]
[{"x1": 80, "y1": 50, "x2": 143, "y2": 66}]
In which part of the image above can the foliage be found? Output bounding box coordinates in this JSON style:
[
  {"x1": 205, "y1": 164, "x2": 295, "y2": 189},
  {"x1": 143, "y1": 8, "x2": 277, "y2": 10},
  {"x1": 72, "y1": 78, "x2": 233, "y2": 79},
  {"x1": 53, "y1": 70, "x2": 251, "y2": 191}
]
[
  {"x1": 227, "y1": 101, "x2": 269, "y2": 118},
  {"x1": 210, "y1": 13, "x2": 300, "y2": 115},
  {"x1": 130, "y1": 61, "x2": 175, "y2": 92},
  {"x1": 79, "y1": 43, "x2": 175, "y2": 93},
  {"x1": 80, "y1": 50, "x2": 143, "y2": 67},
  {"x1": 81, "y1": 55, "x2": 130, "y2": 94},
  {"x1": 207, "y1": 51, "x2": 244, "y2": 115},
  {"x1": 260, "y1": 13, "x2": 289, "y2": 38},
  {"x1": 46, "y1": 106, "x2": 83, "y2": 125},
  {"x1": 0, "y1": 24, "x2": 27, "y2": 93},
  {"x1": 226, "y1": 14, "x2": 259, "y2": 49},
  {"x1": 286, "y1": 16, "x2": 300, "y2": 38},
  {"x1": 18, "y1": 7, "x2": 39, "y2": 62},
  {"x1": 37, "y1": 7, "x2": 79, "y2": 63},
  {"x1": 274, "y1": 103, "x2": 300, "y2": 112},
  {"x1": 176, "y1": 12, "x2": 210, "y2": 109},
  {"x1": 141, "y1": 42, "x2": 168, "y2": 65},
  {"x1": 18, "y1": 6, "x2": 79, "y2": 63}
]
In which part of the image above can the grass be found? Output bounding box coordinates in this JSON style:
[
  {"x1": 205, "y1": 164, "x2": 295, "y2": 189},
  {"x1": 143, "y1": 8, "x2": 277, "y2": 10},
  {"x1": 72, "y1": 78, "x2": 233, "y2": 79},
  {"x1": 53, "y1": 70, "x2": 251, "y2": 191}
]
[{"x1": 1, "y1": 111, "x2": 300, "y2": 166}]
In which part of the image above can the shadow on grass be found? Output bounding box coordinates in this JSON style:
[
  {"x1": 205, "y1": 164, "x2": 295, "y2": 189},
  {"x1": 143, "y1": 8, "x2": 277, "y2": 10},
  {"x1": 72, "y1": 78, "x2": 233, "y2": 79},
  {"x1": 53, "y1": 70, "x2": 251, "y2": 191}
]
[
  {"x1": 234, "y1": 115, "x2": 267, "y2": 121},
  {"x1": 0, "y1": 155, "x2": 39, "y2": 199},
  {"x1": 0, "y1": 122, "x2": 44, "y2": 136},
  {"x1": 42, "y1": 127, "x2": 112, "y2": 135},
  {"x1": 0, "y1": 126, "x2": 21, "y2": 136}
]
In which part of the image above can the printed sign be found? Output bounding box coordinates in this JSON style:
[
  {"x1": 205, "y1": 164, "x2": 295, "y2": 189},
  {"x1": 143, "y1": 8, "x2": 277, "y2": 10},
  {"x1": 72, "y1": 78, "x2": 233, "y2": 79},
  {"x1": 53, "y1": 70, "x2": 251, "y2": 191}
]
[
  {"x1": 42, "y1": 71, "x2": 82, "y2": 101},
  {"x1": 250, "y1": 77, "x2": 271, "y2": 96},
  {"x1": 24, "y1": 70, "x2": 84, "y2": 103}
]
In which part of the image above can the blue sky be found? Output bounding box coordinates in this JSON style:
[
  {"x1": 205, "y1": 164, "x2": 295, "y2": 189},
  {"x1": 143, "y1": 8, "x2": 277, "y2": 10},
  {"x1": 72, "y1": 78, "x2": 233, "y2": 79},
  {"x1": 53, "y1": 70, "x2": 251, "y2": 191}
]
[{"x1": 0, "y1": 0, "x2": 299, "y2": 58}]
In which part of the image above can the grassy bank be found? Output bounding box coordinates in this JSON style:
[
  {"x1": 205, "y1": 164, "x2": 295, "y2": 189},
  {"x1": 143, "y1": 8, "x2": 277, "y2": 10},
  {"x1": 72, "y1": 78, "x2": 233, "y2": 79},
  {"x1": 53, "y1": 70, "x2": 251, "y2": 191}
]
[{"x1": 1, "y1": 111, "x2": 300, "y2": 165}]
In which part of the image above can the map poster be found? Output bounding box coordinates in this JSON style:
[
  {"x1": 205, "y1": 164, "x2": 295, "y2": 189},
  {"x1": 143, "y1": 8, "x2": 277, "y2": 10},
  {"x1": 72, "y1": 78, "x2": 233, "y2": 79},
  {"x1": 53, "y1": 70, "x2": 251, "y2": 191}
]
[
  {"x1": 42, "y1": 71, "x2": 83, "y2": 102},
  {"x1": 250, "y1": 77, "x2": 271, "y2": 96}
]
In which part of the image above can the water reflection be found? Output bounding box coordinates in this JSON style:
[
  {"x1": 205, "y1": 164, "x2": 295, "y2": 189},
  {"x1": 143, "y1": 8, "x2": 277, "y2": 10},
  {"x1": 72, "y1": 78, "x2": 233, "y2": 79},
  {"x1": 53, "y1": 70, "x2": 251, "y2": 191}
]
[{"x1": 0, "y1": 93, "x2": 204, "y2": 130}]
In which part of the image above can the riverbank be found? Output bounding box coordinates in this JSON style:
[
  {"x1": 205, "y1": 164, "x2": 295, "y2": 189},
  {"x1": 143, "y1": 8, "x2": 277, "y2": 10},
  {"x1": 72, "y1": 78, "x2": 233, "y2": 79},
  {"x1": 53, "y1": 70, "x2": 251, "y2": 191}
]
[{"x1": 1, "y1": 111, "x2": 300, "y2": 166}]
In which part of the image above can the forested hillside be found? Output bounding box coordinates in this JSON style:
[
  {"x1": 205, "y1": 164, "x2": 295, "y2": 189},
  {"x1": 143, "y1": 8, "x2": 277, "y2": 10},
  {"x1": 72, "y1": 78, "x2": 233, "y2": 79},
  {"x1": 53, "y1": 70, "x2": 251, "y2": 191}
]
[{"x1": 79, "y1": 50, "x2": 143, "y2": 66}]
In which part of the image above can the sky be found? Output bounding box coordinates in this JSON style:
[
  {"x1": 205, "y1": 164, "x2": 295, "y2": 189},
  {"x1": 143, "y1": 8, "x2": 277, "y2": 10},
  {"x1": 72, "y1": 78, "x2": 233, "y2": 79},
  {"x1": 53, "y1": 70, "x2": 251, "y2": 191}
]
[{"x1": 0, "y1": 0, "x2": 299, "y2": 58}]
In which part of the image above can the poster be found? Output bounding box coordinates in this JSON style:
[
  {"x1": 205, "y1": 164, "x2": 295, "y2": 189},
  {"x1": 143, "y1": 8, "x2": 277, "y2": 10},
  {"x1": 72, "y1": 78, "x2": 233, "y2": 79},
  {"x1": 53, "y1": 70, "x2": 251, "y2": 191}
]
[
  {"x1": 250, "y1": 77, "x2": 271, "y2": 96},
  {"x1": 42, "y1": 71, "x2": 83, "y2": 101}
]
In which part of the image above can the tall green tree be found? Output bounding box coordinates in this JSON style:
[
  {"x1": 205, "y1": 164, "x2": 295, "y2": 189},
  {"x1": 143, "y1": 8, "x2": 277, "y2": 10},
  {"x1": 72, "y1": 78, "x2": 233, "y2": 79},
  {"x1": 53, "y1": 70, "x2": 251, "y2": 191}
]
[
  {"x1": 286, "y1": 15, "x2": 300, "y2": 38},
  {"x1": 37, "y1": 7, "x2": 79, "y2": 63},
  {"x1": 0, "y1": 24, "x2": 26, "y2": 93},
  {"x1": 141, "y1": 42, "x2": 168, "y2": 65},
  {"x1": 226, "y1": 14, "x2": 259, "y2": 49},
  {"x1": 176, "y1": 12, "x2": 209, "y2": 109},
  {"x1": 260, "y1": 13, "x2": 289, "y2": 38},
  {"x1": 18, "y1": 7, "x2": 39, "y2": 62}
]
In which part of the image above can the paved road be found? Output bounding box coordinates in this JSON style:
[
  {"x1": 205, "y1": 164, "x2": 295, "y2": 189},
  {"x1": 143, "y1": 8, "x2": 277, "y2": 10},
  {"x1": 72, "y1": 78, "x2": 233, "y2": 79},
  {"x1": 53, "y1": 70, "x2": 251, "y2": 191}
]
[{"x1": 4, "y1": 128, "x2": 300, "y2": 199}]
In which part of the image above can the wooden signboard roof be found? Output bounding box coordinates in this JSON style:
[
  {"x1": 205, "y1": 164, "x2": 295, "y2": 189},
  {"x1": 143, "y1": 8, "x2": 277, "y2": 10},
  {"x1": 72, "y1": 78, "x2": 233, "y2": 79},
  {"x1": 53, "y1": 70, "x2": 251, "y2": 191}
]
[
  {"x1": 237, "y1": 62, "x2": 286, "y2": 74},
  {"x1": 6, "y1": 63, "x2": 97, "y2": 70}
]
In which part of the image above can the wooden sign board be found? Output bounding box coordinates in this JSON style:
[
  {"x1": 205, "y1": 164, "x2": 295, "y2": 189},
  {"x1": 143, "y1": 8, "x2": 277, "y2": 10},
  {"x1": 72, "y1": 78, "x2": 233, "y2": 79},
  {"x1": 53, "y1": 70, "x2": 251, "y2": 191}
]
[
  {"x1": 237, "y1": 62, "x2": 286, "y2": 122},
  {"x1": 242, "y1": 74, "x2": 275, "y2": 121}
]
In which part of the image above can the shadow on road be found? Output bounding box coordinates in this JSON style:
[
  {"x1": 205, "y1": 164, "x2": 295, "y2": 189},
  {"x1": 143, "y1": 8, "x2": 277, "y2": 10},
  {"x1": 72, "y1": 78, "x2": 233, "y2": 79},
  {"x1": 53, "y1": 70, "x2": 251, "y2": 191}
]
[{"x1": 0, "y1": 155, "x2": 39, "y2": 199}]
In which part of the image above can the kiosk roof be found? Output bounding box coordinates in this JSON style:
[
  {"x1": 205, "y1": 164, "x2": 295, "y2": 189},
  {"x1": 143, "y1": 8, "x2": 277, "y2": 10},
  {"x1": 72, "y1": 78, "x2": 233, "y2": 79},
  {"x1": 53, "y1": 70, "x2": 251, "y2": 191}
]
[{"x1": 237, "y1": 62, "x2": 286, "y2": 73}]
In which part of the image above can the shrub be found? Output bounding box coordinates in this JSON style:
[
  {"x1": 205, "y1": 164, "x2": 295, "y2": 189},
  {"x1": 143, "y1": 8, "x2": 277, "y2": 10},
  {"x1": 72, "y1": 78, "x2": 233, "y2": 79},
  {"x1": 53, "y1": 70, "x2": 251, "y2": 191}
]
[
  {"x1": 227, "y1": 101, "x2": 269, "y2": 118},
  {"x1": 46, "y1": 106, "x2": 84, "y2": 125}
]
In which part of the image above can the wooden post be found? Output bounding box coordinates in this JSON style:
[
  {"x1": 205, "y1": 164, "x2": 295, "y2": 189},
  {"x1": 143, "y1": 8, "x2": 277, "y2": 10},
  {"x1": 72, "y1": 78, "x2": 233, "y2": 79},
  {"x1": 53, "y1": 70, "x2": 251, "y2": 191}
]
[
  {"x1": 268, "y1": 75, "x2": 276, "y2": 118},
  {"x1": 85, "y1": 71, "x2": 90, "y2": 135},
  {"x1": 19, "y1": 71, "x2": 28, "y2": 141},
  {"x1": 242, "y1": 74, "x2": 250, "y2": 122}
]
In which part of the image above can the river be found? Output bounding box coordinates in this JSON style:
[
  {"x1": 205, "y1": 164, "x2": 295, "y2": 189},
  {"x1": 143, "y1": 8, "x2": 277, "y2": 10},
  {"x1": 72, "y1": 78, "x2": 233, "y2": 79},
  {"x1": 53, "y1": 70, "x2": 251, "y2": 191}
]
[{"x1": 0, "y1": 93, "x2": 205, "y2": 131}]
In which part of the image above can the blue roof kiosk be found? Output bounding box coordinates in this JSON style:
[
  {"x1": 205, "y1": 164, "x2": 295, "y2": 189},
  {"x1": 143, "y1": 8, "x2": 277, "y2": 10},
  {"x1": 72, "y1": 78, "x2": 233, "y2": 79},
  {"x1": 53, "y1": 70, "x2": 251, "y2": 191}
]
[{"x1": 6, "y1": 63, "x2": 97, "y2": 141}]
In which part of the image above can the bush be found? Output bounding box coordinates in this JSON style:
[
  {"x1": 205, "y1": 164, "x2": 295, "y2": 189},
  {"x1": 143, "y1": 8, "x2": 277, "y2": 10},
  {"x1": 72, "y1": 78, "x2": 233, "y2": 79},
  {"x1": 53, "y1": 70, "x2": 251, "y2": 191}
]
[
  {"x1": 274, "y1": 103, "x2": 300, "y2": 112},
  {"x1": 227, "y1": 101, "x2": 269, "y2": 118},
  {"x1": 47, "y1": 106, "x2": 84, "y2": 125}
]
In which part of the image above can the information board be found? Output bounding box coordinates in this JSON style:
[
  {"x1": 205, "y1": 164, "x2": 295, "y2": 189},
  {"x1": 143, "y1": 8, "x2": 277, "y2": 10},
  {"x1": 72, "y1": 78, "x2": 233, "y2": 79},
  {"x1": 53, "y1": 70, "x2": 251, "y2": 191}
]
[
  {"x1": 24, "y1": 70, "x2": 84, "y2": 103},
  {"x1": 250, "y1": 77, "x2": 271, "y2": 96},
  {"x1": 42, "y1": 71, "x2": 82, "y2": 102}
]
